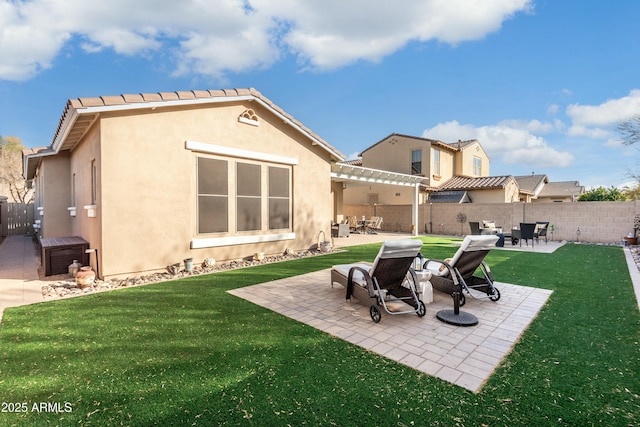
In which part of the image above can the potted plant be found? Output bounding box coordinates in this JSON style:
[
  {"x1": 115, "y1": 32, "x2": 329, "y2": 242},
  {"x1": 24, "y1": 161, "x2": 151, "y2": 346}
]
[{"x1": 625, "y1": 214, "x2": 640, "y2": 245}]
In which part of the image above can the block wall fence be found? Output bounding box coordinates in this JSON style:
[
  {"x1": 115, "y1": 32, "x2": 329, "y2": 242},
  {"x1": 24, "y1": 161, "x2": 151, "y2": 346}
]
[{"x1": 344, "y1": 201, "x2": 640, "y2": 244}]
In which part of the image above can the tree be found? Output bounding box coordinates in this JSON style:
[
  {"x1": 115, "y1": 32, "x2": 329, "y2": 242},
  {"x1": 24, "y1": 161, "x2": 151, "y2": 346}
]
[
  {"x1": 577, "y1": 186, "x2": 627, "y2": 201},
  {"x1": 0, "y1": 135, "x2": 33, "y2": 203},
  {"x1": 617, "y1": 114, "x2": 640, "y2": 146}
]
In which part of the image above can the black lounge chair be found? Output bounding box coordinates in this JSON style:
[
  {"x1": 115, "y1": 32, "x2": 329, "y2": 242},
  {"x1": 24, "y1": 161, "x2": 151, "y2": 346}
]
[
  {"x1": 423, "y1": 235, "x2": 500, "y2": 326},
  {"x1": 331, "y1": 239, "x2": 426, "y2": 323}
]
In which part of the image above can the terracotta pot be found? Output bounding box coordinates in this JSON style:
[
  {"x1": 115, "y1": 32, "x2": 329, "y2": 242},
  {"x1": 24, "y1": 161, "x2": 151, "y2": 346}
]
[
  {"x1": 76, "y1": 266, "x2": 96, "y2": 288},
  {"x1": 625, "y1": 236, "x2": 638, "y2": 246}
]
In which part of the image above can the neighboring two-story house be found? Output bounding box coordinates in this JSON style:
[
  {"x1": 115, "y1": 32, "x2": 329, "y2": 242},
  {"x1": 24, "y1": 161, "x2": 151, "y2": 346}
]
[{"x1": 343, "y1": 133, "x2": 492, "y2": 205}]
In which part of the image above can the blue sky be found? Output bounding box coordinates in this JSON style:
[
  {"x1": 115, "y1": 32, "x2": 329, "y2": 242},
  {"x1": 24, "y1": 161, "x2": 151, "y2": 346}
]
[{"x1": 1, "y1": 0, "x2": 639, "y2": 189}]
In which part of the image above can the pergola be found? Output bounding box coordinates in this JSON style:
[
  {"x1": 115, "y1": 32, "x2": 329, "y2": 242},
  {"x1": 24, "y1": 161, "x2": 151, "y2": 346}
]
[{"x1": 330, "y1": 162, "x2": 426, "y2": 236}]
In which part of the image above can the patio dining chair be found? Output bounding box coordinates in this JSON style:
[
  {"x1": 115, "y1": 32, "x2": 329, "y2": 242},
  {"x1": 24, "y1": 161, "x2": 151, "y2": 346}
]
[
  {"x1": 535, "y1": 222, "x2": 549, "y2": 244},
  {"x1": 519, "y1": 223, "x2": 536, "y2": 247},
  {"x1": 469, "y1": 221, "x2": 481, "y2": 235}
]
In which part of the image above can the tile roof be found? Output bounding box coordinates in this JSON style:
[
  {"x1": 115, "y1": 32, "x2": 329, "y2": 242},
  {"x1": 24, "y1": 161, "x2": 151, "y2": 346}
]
[
  {"x1": 340, "y1": 159, "x2": 363, "y2": 166},
  {"x1": 429, "y1": 190, "x2": 471, "y2": 203},
  {"x1": 514, "y1": 174, "x2": 549, "y2": 195},
  {"x1": 439, "y1": 175, "x2": 516, "y2": 191},
  {"x1": 538, "y1": 181, "x2": 585, "y2": 198},
  {"x1": 50, "y1": 88, "x2": 345, "y2": 161},
  {"x1": 361, "y1": 133, "x2": 480, "y2": 156}
]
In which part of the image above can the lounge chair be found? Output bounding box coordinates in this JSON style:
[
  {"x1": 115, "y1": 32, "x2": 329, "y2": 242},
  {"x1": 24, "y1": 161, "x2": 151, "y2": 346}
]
[
  {"x1": 423, "y1": 235, "x2": 501, "y2": 326},
  {"x1": 331, "y1": 239, "x2": 426, "y2": 323}
]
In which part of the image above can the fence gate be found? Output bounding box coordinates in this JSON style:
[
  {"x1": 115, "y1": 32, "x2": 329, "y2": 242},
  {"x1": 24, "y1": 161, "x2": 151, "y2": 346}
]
[{"x1": 1, "y1": 203, "x2": 34, "y2": 236}]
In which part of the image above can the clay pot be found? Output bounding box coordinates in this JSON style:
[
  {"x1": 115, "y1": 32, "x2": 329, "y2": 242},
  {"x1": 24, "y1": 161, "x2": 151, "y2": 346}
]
[{"x1": 76, "y1": 266, "x2": 96, "y2": 288}]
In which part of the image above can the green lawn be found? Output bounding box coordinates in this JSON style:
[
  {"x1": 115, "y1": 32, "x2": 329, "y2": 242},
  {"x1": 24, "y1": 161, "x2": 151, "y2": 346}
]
[{"x1": 0, "y1": 238, "x2": 639, "y2": 426}]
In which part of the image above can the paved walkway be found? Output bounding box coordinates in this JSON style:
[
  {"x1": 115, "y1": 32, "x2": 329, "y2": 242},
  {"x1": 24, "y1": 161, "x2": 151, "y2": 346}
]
[{"x1": 0, "y1": 235, "x2": 45, "y2": 323}]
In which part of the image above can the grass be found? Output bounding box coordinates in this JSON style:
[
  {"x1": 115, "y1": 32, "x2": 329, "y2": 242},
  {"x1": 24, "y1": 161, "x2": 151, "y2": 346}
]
[{"x1": 0, "y1": 238, "x2": 639, "y2": 426}]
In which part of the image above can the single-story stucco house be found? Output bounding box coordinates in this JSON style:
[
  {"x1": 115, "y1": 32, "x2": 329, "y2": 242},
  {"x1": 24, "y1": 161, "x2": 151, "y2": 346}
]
[{"x1": 24, "y1": 88, "x2": 359, "y2": 280}]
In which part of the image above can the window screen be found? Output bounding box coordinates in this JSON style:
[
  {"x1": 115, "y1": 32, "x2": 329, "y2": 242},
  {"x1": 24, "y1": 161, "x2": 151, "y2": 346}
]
[
  {"x1": 237, "y1": 162, "x2": 261, "y2": 231},
  {"x1": 198, "y1": 157, "x2": 228, "y2": 233},
  {"x1": 268, "y1": 166, "x2": 290, "y2": 229}
]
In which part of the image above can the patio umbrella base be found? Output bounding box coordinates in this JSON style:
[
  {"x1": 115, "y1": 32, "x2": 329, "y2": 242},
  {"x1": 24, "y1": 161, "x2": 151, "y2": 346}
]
[{"x1": 436, "y1": 309, "x2": 478, "y2": 327}]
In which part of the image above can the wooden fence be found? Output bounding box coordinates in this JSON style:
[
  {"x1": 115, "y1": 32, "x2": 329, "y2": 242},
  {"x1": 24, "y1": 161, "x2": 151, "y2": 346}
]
[{"x1": 0, "y1": 202, "x2": 34, "y2": 236}]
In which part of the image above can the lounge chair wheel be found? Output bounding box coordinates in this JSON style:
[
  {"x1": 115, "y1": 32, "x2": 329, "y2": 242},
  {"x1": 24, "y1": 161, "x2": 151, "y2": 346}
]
[
  {"x1": 417, "y1": 300, "x2": 426, "y2": 317},
  {"x1": 370, "y1": 305, "x2": 382, "y2": 323},
  {"x1": 488, "y1": 288, "x2": 501, "y2": 302}
]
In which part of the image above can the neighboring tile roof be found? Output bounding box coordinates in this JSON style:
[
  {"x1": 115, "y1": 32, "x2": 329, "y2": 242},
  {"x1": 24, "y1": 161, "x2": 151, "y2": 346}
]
[
  {"x1": 429, "y1": 190, "x2": 471, "y2": 203},
  {"x1": 360, "y1": 133, "x2": 481, "y2": 156},
  {"x1": 439, "y1": 175, "x2": 516, "y2": 191},
  {"x1": 514, "y1": 174, "x2": 549, "y2": 195},
  {"x1": 361, "y1": 133, "x2": 443, "y2": 155},
  {"x1": 339, "y1": 159, "x2": 363, "y2": 166},
  {"x1": 49, "y1": 88, "x2": 345, "y2": 161},
  {"x1": 538, "y1": 181, "x2": 585, "y2": 198}
]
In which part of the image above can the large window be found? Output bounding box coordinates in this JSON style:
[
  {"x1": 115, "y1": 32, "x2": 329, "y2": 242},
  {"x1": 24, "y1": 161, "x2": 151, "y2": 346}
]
[
  {"x1": 473, "y1": 156, "x2": 482, "y2": 176},
  {"x1": 197, "y1": 156, "x2": 292, "y2": 235},
  {"x1": 411, "y1": 149, "x2": 422, "y2": 175}
]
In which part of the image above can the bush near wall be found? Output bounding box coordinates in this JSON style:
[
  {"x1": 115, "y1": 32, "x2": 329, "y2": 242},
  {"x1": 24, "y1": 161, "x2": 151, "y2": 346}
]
[{"x1": 344, "y1": 201, "x2": 640, "y2": 244}]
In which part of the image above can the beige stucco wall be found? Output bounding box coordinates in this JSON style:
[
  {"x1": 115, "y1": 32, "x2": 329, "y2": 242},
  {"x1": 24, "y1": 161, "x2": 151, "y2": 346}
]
[
  {"x1": 38, "y1": 151, "x2": 72, "y2": 238},
  {"x1": 468, "y1": 181, "x2": 519, "y2": 203},
  {"x1": 68, "y1": 122, "x2": 103, "y2": 259},
  {"x1": 80, "y1": 101, "x2": 334, "y2": 278},
  {"x1": 456, "y1": 141, "x2": 490, "y2": 177}
]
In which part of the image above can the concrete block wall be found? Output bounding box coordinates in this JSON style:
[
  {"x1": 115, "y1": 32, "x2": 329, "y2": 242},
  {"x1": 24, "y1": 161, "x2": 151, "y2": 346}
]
[{"x1": 344, "y1": 201, "x2": 640, "y2": 243}]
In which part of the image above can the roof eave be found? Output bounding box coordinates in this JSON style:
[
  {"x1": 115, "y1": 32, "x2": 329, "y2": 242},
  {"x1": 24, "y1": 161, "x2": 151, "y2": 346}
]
[{"x1": 51, "y1": 92, "x2": 345, "y2": 162}]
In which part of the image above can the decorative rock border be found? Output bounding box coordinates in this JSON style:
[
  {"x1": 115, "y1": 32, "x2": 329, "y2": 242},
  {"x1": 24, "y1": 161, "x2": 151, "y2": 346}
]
[{"x1": 42, "y1": 248, "x2": 340, "y2": 300}]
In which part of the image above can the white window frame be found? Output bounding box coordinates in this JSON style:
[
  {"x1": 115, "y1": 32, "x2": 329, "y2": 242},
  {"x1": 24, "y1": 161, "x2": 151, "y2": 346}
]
[{"x1": 187, "y1": 141, "x2": 297, "y2": 249}]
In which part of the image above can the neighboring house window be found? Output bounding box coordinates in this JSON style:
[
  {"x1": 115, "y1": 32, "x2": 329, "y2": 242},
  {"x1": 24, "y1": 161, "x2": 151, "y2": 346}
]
[
  {"x1": 237, "y1": 162, "x2": 261, "y2": 231},
  {"x1": 473, "y1": 156, "x2": 482, "y2": 176},
  {"x1": 268, "y1": 166, "x2": 290, "y2": 230},
  {"x1": 198, "y1": 157, "x2": 229, "y2": 233},
  {"x1": 433, "y1": 149, "x2": 440, "y2": 175},
  {"x1": 411, "y1": 149, "x2": 422, "y2": 174}
]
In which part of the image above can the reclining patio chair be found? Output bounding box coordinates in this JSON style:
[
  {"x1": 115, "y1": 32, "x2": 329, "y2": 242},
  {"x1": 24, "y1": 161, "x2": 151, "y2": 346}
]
[
  {"x1": 331, "y1": 239, "x2": 426, "y2": 323},
  {"x1": 423, "y1": 235, "x2": 500, "y2": 326}
]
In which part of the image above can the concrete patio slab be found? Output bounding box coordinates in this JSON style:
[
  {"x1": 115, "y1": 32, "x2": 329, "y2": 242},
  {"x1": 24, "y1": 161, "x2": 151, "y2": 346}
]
[{"x1": 229, "y1": 269, "x2": 553, "y2": 393}]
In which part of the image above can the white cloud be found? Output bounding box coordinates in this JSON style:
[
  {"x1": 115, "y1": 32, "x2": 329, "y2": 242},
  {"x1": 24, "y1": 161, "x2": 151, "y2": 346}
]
[
  {"x1": 0, "y1": 0, "x2": 533, "y2": 81},
  {"x1": 567, "y1": 89, "x2": 640, "y2": 127},
  {"x1": 422, "y1": 120, "x2": 574, "y2": 169}
]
